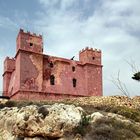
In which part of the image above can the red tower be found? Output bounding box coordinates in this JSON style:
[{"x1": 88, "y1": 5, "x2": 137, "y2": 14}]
[
  {"x1": 3, "y1": 57, "x2": 15, "y2": 96},
  {"x1": 16, "y1": 29, "x2": 43, "y2": 54},
  {"x1": 79, "y1": 47, "x2": 102, "y2": 96},
  {"x1": 3, "y1": 29, "x2": 102, "y2": 100}
]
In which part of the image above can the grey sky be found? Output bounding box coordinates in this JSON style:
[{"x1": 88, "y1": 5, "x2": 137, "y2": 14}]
[{"x1": 0, "y1": 0, "x2": 140, "y2": 96}]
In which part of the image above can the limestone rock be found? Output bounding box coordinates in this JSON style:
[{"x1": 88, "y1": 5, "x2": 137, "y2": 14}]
[
  {"x1": 0, "y1": 99, "x2": 8, "y2": 104},
  {"x1": 89, "y1": 112, "x2": 104, "y2": 123},
  {"x1": 0, "y1": 104, "x2": 83, "y2": 139},
  {"x1": 0, "y1": 98, "x2": 140, "y2": 140},
  {"x1": 24, "y1": 137, "x2": 48, "y2": 140}
]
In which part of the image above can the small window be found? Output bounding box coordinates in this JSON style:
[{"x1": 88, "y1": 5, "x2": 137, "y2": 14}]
[
  {"x1": 73, "y1": 78, "x2": 77, "y2": 87},
  {"x1": 30, "y1": 43, "x2": 33, "y2": 47},
  {"x1": 50, "y1": 75, "x2": 55, "y2": 85},
  {"x1": 49, "y1": 62, "x2": 54, "y2": 68},
  {"x1": 92, "y1": 57, "x2": 95, "y2": 60},
  {"x1": 72, "y1": 66, "x2": 75, "y2": 72}
]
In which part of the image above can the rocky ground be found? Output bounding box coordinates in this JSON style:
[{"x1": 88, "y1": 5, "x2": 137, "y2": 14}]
[{"x1": 0, "y1": 96, "x2": 140, "y2": 140}]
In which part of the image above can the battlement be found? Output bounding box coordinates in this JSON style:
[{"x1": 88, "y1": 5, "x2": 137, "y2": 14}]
[
  {"x1": 79, "y1": 47, "x2": 101, "y2": 54},
  {"x1": 4, "y1": 57, "x2": 15, "y2": 61},
  {"x1": 16, "y1": 29, "x2": 43, "y2": 54},
  {"x1": 19, "y1": 28, "x2": 42, "y2": 38},
  {"x1": 79, "y1": 47, "x2": 102, "y2": 65},
  {"x1": 3, "y1": 57, "x2": 15, "y2": 73}
]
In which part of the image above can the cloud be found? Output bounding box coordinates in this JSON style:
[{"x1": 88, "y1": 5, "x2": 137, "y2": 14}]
[
  {"x1": 34, "y1": 0, "x2": 140, "y2": 96},
  {"x1": 0, "y1": 16, "x2": 17, "y2": 30},
  {"x1": 0, "y1": 0, "x2": 140, "y2": 96},
  {"x1": 0, "y1": 41, "x2": 16, "y2": 93},
  {"x1": 0, "y1": 56, "x2": 4, "y2": 93}
]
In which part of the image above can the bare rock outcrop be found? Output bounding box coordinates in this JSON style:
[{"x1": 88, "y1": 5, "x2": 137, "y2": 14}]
[
  {"x1": 0, "y1": 99, "x2": 140, "y2": 140},
  {"x1": 0, "y1": 104, "x2": 83, "y2": 139}
]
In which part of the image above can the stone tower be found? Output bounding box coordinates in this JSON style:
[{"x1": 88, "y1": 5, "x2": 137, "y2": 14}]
[
  {"x1": 16, "y1": 29, "x2": 44, "y2": 92},
  {"x1": 16, "y1": 29, "x2": 43, "y2": 54},
  {"x1": 79, "y1": 47, "x2": 102, "y2": 96},
  {"x1": 3, "y1": 57, "x2": 15, "y2": 96},
  {"x1": 3, "y1": 29, "x2": 102, "y2": 100}
]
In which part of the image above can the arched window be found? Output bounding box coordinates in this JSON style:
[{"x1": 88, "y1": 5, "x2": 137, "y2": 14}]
[
  {"x1": 50, "y1": 75, "x2": 55, "y2": 85},
  {"x1": 73, "y1": 78, "x2": 77, "y2": 87}
]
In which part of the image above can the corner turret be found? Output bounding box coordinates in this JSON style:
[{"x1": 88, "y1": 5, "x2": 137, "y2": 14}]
[
  {"x1": 3, "y1": 57, "x2": 15, "y2": 96},
  {"x1": 79, "y1": 47, "x2": 101, "y2": 65},
  {"x1": 16, "y1": 29, "x2": 43, "y2": 54},
  {"x1": 3, "y1": 57, "x2": 15, "y2": 74}
]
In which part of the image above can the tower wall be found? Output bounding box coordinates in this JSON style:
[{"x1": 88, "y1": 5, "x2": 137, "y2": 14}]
[
  {"x1": 79, "y1": 47, "x2": 102, "y2": 96},
  {"x1": 4, "y1": 29, "x2": 44, "y2": 97},
  {"x1": 42, "y1": 56, "x2": 87, "y2": 96},
  {"x1": 16, "y1": 29, "x2": 44, "y2": 93},
  {"x1": 3, "y1": 57, "x2": 15, "y2": 96},
  {"x1": 3, "y1": 57, "x2": 15, "y2": 72},
  {"x1": 16, "y1": 29, "x2": 43, "y2": 54},
  {"x1": 84, "y1": 65, "x2": 102, "y2": 96},
  {"x1": 19, "y1": 51, "x2": 43, "y2": 92},
  {"x1": 79, "y1": 47, "x2": 101, "y2": 65}
]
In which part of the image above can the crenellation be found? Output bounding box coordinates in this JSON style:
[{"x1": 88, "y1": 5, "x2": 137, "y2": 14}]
[
  {"x1": 85, "y1": 46, "x2": 89, "y2": 50},
  {"x1": 80, "y1": 47, "x2": 101, "y2": 54},
  {"x1": 82, "y1": 48, "x2": 85, "y2": 52},
  {"x1": 33, "y1": 33, "x2": 37, "y2": 36},
  {"x1": 5, "y1": 56, "x2": 9, "y2": 60},
  {"x1": 5, "y1": 57, "x2": 15, "y2": 62},
  {"x1": 20, "y1": 28, "x2": 24, "y2": 32},
  {"x1": 90, "y1": 47, "x2": 93, "y2": 51},
  {"x1": 27, "y1": 31, "x2": 30, "y2": 34},
  {"x1": 19, "y1": 28, "x2": 42, "y2": 38},
  {"x1": 16, "y1": 29, "x2": 43, "y2": 54},
  {"x1": 39, "y1": 34, "x2": 42, "y2": 37}
]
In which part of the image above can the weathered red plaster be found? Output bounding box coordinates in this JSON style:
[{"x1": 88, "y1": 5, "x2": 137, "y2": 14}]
[{"x1": 3, "y1": 29, "x2": 103, "y2": 100}]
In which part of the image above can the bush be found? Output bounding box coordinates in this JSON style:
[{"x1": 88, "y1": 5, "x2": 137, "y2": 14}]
[
  {"x1": 110, "y1": 106, "x2": 140, "y2": 122},
  {"x1": 84, "y1": 104, "x2": 140, "y2": 123},
  {"x1": 86, "y1": 117, "x2": 140, "y2": 140},
  {"x1": 74, "y1": 114, "x2": 91, "y2": 136}
]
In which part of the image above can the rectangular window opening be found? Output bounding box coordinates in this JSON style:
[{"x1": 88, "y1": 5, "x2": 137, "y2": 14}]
[
  {"x1": 50, "y1": 75, "x2": 55, "y2": 85},
  {"x1": 72, "y1": 66, "x2": 75, "y2": 72},
  {"x1": 30, "y1": 43, "x2": 33, "y2": 47},
  {"x1": 73, "y1": 78, "x2": 77, "y2": 87}
]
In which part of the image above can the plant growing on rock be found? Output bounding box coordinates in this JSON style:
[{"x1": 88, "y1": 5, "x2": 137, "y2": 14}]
[{"x1": 74, "y1": 114, "x2": 91, "y2": 136}]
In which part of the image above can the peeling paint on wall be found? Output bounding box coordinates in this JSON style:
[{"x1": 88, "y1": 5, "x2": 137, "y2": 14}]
[{"x1": 30, "y1": 54, "x2": 43, "y2": 91}]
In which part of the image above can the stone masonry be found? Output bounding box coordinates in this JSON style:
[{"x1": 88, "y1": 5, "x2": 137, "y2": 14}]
[{"x1": 3, "y1": 29, "x2": 102, "y2": 100}]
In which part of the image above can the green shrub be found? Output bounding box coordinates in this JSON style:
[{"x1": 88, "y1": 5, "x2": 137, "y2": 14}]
[
  {"x1": 74, "y1": 114, "x2": 91, "y2": 136},
  {"x1": 109, "y1": 106, "x2": 140, "y2": 122},
  {"x1": 89, "y1": 117, "x2": 140, "y2": 140},
  {"x1": 5, "y1": 100, "x2": 17, "y2": 107}
]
